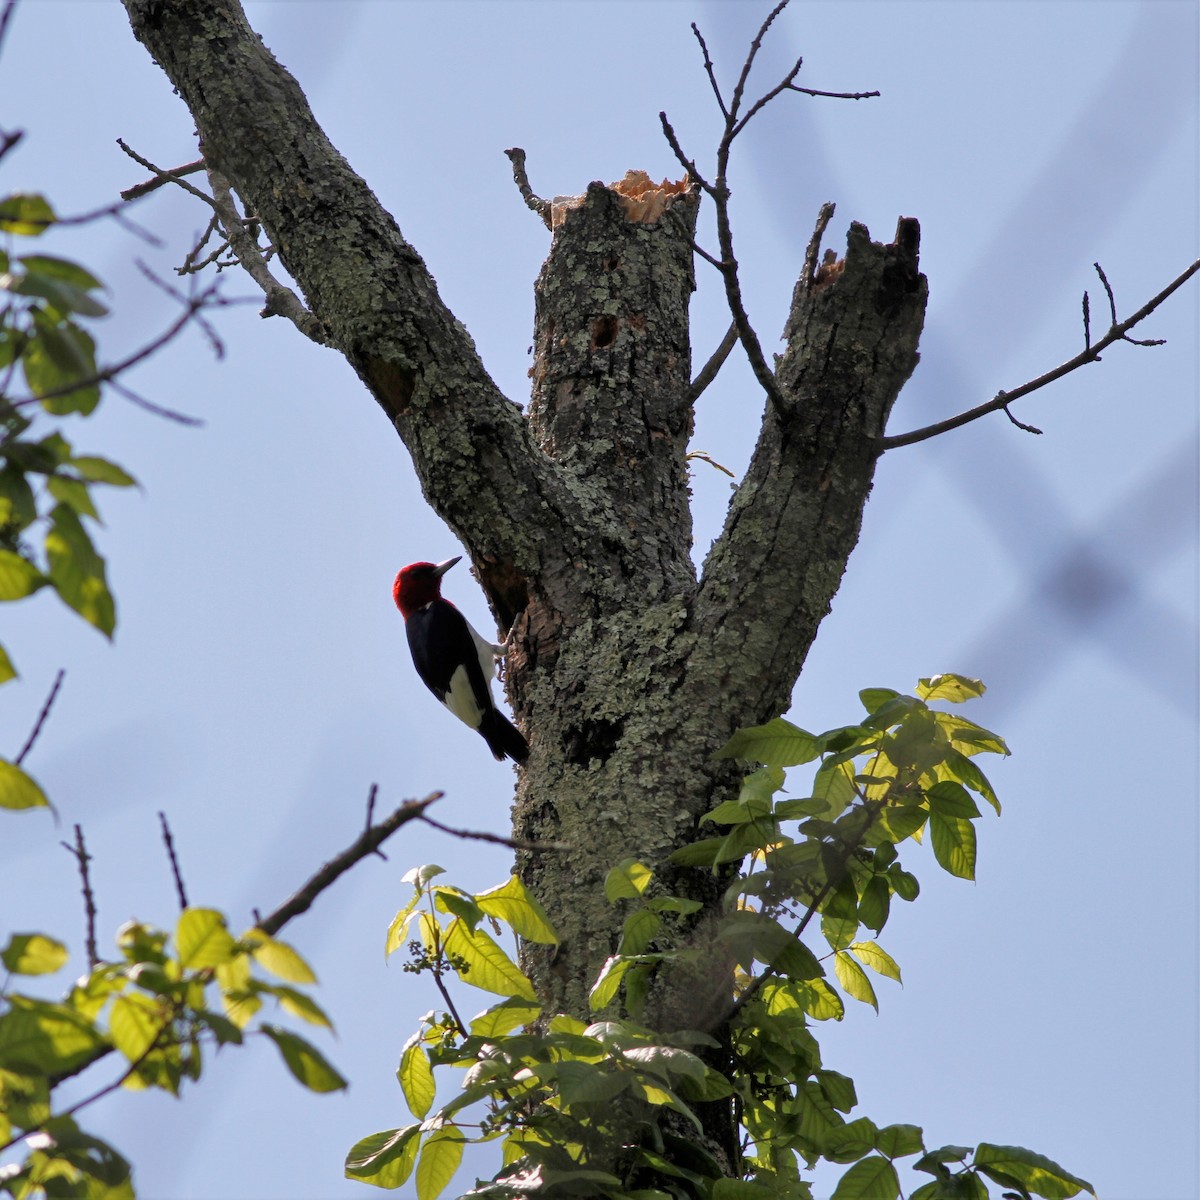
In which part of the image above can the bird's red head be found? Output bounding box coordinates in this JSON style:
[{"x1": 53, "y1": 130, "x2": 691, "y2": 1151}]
[{"x1": 393, "y1": 556, "x2": 461, "y2": 619}]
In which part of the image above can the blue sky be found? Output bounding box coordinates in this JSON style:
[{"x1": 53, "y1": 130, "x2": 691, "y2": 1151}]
[{"x1": 2, "y1": 3, "x2": 1196, "y2": 1198}]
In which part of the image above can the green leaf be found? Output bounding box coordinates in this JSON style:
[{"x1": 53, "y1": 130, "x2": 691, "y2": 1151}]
[
  {"x1": 442, "y1": 919, "x2": 536, "y2": 999},
  {"x1": 44, "y1": 503, "x2": 114, "y2": 636},
  {"x1": 23, "y1": 321, "x2": 100, "y2": 415},
  {"x1": 857, "y1": 875, "x2": 891, "y2": 934},
  {"x1": 0, "y1": 758, "x2": 50, "y2": 810},
  {"x1": 859, "y1": 688, "x2": 899, "y2": 714},
  {"x1": 812, "y1": 757, "x2": 858, "y2": 819},
  {"x1": 2, "y1": 933, "x2": 68, "y2": 975},
  {"x1": 10, "y1": 270, "x2": 108, "y2": 318},
  {"x1": 47, "y1": 475, "x2": 99, "y2": 520},
  {"x1": 888, "y1": 866, "x2": 920, "y2": 902},
  {"x1": 175, "y1": 909, "x2": 237, "y2": 969},
  {"x1": 271, "y1": 985, "x2": 332, "y2": 1029},
  {"x1": 974, "y1": 1144, "x2": 1094, "y2": 1199},
  {"x1": 109, "y1": 994, "x2": 162, "y2": 1063},
  {"x1": 415, "y1": 1125, "x2": 465, "y2": 1200},
  {"x1": 876, "y1": 1123, "x2": 924, "y2": 1159},
  {"x1": 929, "y1": 814, "x2": 977, "y2": 881},
  {"x1": 345, "y1": 1125, "x2": 422, "y2": 1187},
  {"x1": 476, "y1": 875, "x2": 558, "y2": 944},
  {"x1": 0, "y1": 997, "x2": 108, "y2": 1073},
  {"x1": 926, "y1": 780, "x2": 981, "y2": 820},
  {"x1": 589, "y1": 955, "x2": 634, "y2": 1011},
  {"x1": 833, "y1": 951, "x2": 877, "y2": 1011},
  {"x1": 831, "y1": 1155, "x2": 899, "y2": 1200},
  {"x1": 247, "y1": 931, "x2": 317, "y2": 984},
  {"x1": 68, "y1": 455, "x2": 137, "y2": 488},
  {"x1": 849, "y1": 940, "x2": 901, "y2": 983},
  {"x1": 0, "y1": 548, "x2": 45, "y2": 600},
  {"x1": 941, "y1": 749, "x2": 1001, "y2": 814},
  {"x1": 605, "y1": 859, "x2": 654, "y2": 900},
  {"x1": 786, "y1": 976, "x2": 839, "y2": 1021},
  {"x1": 717, "y1": 718, "x2": 821, "y2": 767},
  {"x1": 16, "y1": 255, "x2": 103, "y2": 292},
  {"x1": 825, "y1": 1116, "x2": 879, "y2": 1163},
  {"x1": 0, "y1": 193, "x2": 56, "y2": 235},
  {"x1": 815, "y1": 1068, "x2": 857, "y2": 1112},
  {"x1": 0, "y1": 466, "x2": 38, "y2": 531},
  {"x1": 916, "y1": 674, "x2": 986, "y2": 703},
  {"x1": 434, "y1": 887, "x2": 484, "y2": 930},
  {"x1": 619, "y1": 908, "x2": 661, "y2": 955},
  {"x1": 468, "y1": 997, "x2": 541, "y2": 1038},
  {"x1": 261, "y1": 1025, "x2": 347, "y2": 1093},
  {"x1": 711, "y1": 1181, "x2": 778, "y2": 1199},
  {"x1": 398, "y1": 1035, "x2": 436, "y2": 1119}
]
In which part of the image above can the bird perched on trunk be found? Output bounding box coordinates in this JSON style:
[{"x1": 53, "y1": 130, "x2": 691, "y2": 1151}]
[{"x1": 392, "y1": 557, "x2": 529, "y2": 764}]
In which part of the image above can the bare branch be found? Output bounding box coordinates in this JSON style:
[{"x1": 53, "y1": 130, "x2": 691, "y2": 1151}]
[
  {"x1": 881, "y1": 257, "x2": 1200, "y2": 450},
  {"x1": 727, "y1": 0, "x2": 790, "y2": 126},
  {"x1": 256, "y1": 793, "x2": 441, "y2": 936},
  {"x1": 109, "y1": 379, "x2": 204, "y2": 427},
  {"x1": 418, "y1": 810, "x2": 570, "y2": 852},
  {"x1": 116, "y1": 138, "x2": 217, "y2": 209},
  {"x1": 1082, "y1": 291, "x2": 1091, "y2": 352},
  {"x1": 785, "y1": 84, "x2": 880, "y2": 102},
  {"x1": 687, "y1": 322, "x2": 738, "y2": 403},
  {"x1": 158, "y1": 811, "x2": 188, "y2": 910},
  {"x1": 15, "y1": 668, "x2": 64, "y2": 765},
  {"x1": 121, "y1": 157, "x2": 206, "y2": 202},
  {"x1": 503, "y1": 147, "x2": 552, "y2": 229},
  {"x1": 690, "y1": 22, "x2": 729, "y2": 120},
  {"x1": 60, "y1": 824, "x2": 99, "y2": 969},
  {"x1": 658, "y1": 111, "x2": 713, "y2": 194},
  {"x1": 205, "y1": 165, "x2": 330, "y2": 343}
]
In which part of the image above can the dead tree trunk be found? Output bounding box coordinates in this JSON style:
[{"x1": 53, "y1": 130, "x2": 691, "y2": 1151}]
[{"x1": 124, "y1": 0, "x2": 926, "y2": 1169}]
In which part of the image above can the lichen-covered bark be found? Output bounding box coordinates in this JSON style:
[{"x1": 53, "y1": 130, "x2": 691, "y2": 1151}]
[{"x1": 124, "y1": 0, "x2": 928, "y2": 1177}]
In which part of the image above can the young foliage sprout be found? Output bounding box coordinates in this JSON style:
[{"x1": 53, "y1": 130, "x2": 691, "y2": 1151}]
[{"x1": 348, "y1": 676, "x2": 1095, "y2": 1200}]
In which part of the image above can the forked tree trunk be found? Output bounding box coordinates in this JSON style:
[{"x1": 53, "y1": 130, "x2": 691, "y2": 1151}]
[{"x1": 125, "y1": 0, "x2": 928, "y2": 1168}]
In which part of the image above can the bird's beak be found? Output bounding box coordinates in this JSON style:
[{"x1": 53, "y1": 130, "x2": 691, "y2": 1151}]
[{"x1": 433, "y1": 556, "x2": 461, "y2": 578}]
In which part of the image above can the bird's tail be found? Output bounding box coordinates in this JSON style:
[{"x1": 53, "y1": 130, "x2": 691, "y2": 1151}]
[{"x1": 479, "y1": 710, "x2": 530, "y2": 764}]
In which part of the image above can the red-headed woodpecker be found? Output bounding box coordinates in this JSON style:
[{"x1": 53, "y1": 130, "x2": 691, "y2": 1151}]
[{"x1": 393, "y1": 557, "x2": 529, "y2": 765}]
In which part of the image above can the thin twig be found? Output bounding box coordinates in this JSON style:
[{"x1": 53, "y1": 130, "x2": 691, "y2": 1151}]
[
  {"x1": 659, "y1": 112, "x2": 713, "y2": 193},
  {"x1": 690, "y1": 23, "x2": 729, "y2": 119},
  {"x1": 158, "y1": 811, "x2": 189, "y2": 910},
  {"x1": 418, "y1": 811, "x2": 570, "y2": 853},
  {"x1": 0, "y1": 0, "x2": 18, "y2": 62},
  {"x1": 109, "y1": 379, "x2": 205, "y2": 427},
  {"x1": 116, "y1": 139, "x2": 217, "y2": 210},
  {"x1": 256, "y1": 793, "x2": 442, "y2": 936},
  {"x1": 60, "y1": 824, "x2": 99, "y2": 968},
  {"x1": 15, "y1": 669, "x2": 64, "y2": 765},
  {"x1": 503, "y1": 148, "x2": 552, "y2": 229},
  {"x1": 204, "y1": 165, "x2": 329, "y2": 343},
  {"x1": 786, "y1": 84, "x2": 879, "y2": 102},
  {"x1": 881, "y1": 257, "x2": 1200, "y2": 449},
  {"x1": 687, "y1": 322, "x2": 738, "y2": 403},
  {"x1": 1082, "y1": 291, "x2": 1091, "y2": 352},
  {"x1": 121, "y1": 158, "x2": 206, "y2": 202}
]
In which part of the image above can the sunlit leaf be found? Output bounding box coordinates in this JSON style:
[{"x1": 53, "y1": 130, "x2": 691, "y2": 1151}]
[
  {"x1": 47, "y1": 476, "x2": 99, "y2": 520},
  {"x1": 0, "y1": 758, "x2": 50, "y2": 810},
  {"x1": 246, "y1": 931, "x2": 316, "y2": 984},
  {"x1": 916, "y1": 674, "x2": 985, "y2": 703},
  {"x1": 0, "y1": 997, "x2": 108, "y2": 1073},
  {"x1": 175, "y1": 909, "x2": 237, "y2": 970},
  {"x1": 261, "y1": 1025, "x2": 346, "y2": 1093},
  {"x1": 974, "y1": 1143, "x2": 1095, "y2": 1198},
  {"x1": 0, "y1": 193, "x2": 56, "y2": 235},
  {"x1": 2, "y1": 933, "x2": 68, "y2": 975},
  {"x1": 398, "y1": 1034, "x2": 436, "y2": 1119},
  {"x1": 271, "y1": 985, "x2": 332, "y2": 1029},
  {"x1": 830, "y1": 1155, "x2": 899, "y2": 1200},
  {"x1": 929, "y1": 814, "x2": 977, "y2": 881},
  {"x1": 109, "y1": 993, "x2": 163, "y2": 1064},
  {"x1": 476, "y1": 875, "x2": 558, "y2": 944},
  {"x1": 344, "y1": 1125, "x2": 421, "y2": 1188},
  {"x1": 415, "y1": 1125, "x2": 465, "y2": 1200},
  {"x1": 849, "y1": 941, "x2": 901, "y2": 983},
  {"x1": 44, "y1": 503, "x2": 114, "y2": 636},
  {"x1": 876, "y1": 1123, "x2": 924, "y2": 1159},
  {"x1": 442, "y1": 919, "x2": 536, "y2": 1000},
  {"x1": 0, "y1": 549, "x2": 45, "y2": 600},
  {"x1": 833, "y1": 951, "x2": 877, "y2": 1011},
  {"x1": 717, "y1": 718, "x2": 821, "y2": 767},
  {"x1": 69, "y1": 455, "x2": 137, "y2": 488}
]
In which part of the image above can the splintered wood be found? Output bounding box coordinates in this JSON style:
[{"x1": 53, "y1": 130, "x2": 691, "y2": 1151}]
[{"x1": 551, "y1": 170, "x2": 692, "y2": 227}]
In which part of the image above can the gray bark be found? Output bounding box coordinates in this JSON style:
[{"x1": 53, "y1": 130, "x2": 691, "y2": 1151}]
[{"x1": 124, "y1": 0, "x2": 927, "y2": 1173}]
